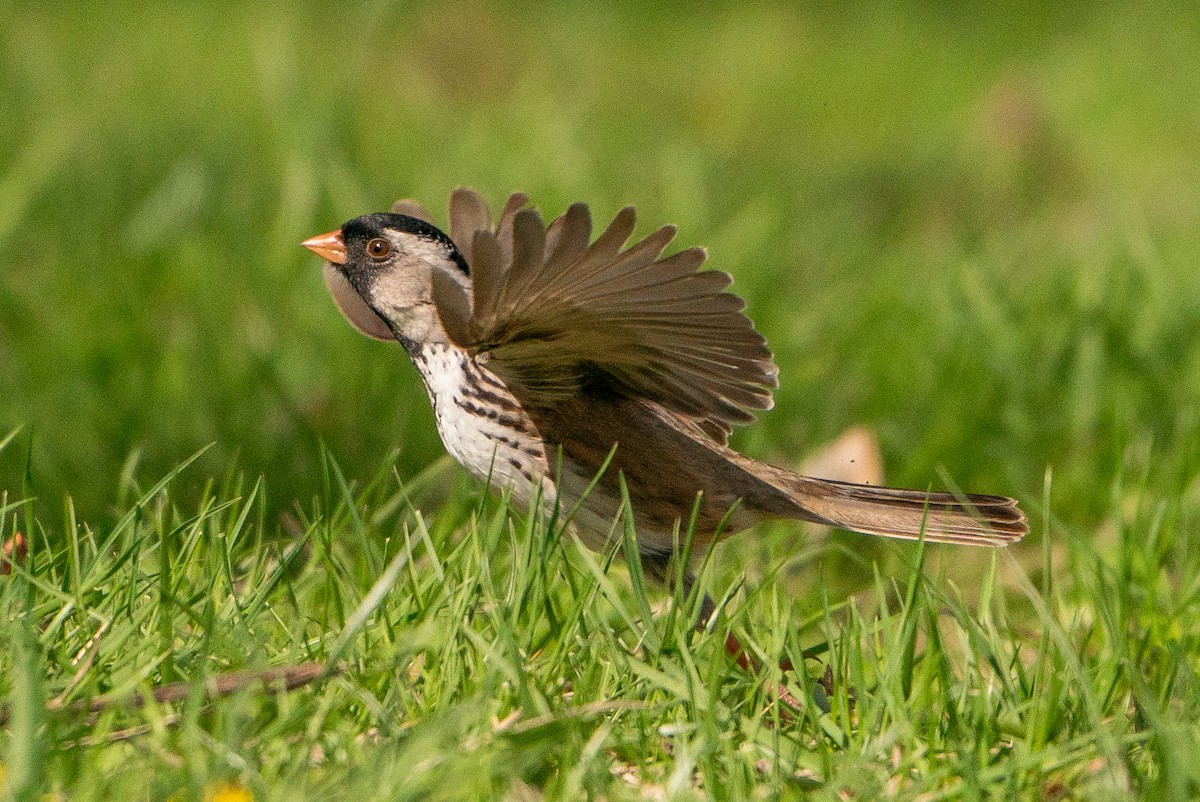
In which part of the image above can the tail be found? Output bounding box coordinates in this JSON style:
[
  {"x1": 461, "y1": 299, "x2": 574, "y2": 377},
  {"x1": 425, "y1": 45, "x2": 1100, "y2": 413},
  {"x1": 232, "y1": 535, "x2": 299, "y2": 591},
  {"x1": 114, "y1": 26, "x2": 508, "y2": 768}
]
[{"x1": 783, "y1": 476, "x2": 1028, "y2": 546}]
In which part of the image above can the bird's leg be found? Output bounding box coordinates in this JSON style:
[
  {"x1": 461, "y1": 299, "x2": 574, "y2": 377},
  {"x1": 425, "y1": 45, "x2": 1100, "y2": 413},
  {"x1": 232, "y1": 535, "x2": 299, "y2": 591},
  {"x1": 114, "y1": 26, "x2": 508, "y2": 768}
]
[
  {"x1": 693, "y1": 592, "x2": 785, "y2": 674},
  {"x1": 642, "y1": 551, "x2": 824, "y2": 714},
  {"x1": 696, "y1": 589, "x2": 836, "y2": 711}
]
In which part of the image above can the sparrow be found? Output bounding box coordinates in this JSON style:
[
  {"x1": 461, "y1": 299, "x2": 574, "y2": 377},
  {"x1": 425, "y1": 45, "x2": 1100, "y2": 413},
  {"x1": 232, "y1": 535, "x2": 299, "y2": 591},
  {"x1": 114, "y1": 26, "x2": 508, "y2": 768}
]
[{"x1": 303, "y1": 189, "x2": 1027, "y2": 625}]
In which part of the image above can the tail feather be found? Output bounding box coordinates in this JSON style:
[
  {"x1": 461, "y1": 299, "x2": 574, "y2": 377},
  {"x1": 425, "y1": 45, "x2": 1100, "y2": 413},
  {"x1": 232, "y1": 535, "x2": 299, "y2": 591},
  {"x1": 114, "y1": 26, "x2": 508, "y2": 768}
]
[{"x1": 789, "y1": 477, "x2": 1028, "y2": 546}]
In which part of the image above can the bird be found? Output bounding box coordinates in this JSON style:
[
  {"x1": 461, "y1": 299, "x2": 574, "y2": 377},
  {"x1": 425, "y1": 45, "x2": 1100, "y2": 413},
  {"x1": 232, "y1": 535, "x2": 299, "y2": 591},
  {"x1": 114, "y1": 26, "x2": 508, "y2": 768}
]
[{"x1": 302, "y1": 188, "x2": 1028, "y2": 628}]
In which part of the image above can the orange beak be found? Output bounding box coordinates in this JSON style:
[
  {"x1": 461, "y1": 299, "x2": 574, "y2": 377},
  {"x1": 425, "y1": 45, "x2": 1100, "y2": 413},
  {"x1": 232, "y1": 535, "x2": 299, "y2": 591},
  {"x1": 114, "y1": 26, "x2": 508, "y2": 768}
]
[{"x1": 302, "y1": 230, "x2": 348, "y2": 265}]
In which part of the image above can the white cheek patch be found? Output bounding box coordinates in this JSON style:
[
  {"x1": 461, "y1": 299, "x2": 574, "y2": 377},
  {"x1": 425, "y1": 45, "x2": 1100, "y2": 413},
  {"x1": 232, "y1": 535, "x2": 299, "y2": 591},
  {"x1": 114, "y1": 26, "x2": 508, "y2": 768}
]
[
  {"x1": 363, "y1": 235, "x2": 465, "y2": 344},
  {"x1": 407, "y1": 235, "x2": 465, "y2": 273}
]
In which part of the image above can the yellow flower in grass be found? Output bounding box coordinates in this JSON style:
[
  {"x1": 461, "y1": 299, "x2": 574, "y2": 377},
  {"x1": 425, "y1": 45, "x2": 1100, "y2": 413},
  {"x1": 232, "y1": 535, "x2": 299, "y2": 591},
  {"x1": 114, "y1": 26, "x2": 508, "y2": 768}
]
[{"x1": 204, "y1": 780, "x2": 254, "y2": 802}]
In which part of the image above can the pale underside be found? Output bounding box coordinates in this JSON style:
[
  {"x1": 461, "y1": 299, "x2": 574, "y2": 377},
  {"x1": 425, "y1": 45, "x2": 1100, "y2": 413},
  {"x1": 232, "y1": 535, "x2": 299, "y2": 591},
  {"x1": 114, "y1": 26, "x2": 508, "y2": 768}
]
[{"x1": 411, "y1": 341, "x2": 771, "y2": 555}]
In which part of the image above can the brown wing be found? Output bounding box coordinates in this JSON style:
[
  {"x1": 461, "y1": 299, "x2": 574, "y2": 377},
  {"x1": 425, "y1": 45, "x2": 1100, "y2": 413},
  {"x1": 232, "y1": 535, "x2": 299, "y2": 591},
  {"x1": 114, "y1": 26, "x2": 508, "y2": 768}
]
[
  {"x1": 430, "y1": 188, "x2": 779, "y2": 438},
  {"x1": 390, "y1": 199, "x2": 434, "y2": 221}
]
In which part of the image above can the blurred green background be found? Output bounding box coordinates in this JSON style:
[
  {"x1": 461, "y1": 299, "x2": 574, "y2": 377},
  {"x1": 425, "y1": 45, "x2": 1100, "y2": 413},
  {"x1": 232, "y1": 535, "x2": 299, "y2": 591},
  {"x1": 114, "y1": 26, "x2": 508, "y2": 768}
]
[{"x1": 3, "y1": 1, "x2": 1199, "y2": 530}]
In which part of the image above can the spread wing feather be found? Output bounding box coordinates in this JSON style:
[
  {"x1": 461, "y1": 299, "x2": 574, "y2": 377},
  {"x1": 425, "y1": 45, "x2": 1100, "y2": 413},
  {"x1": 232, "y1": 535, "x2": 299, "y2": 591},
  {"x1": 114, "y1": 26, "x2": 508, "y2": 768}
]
[
  {"x1": 391, "y1": 199, "x2": 434, "y2": 222},
  {"x1": 432, "y1": 188, "x2": 779, "y2": 438},
  {"x1": 447, "y1": 188, "x2": 490, "y2": 256}
]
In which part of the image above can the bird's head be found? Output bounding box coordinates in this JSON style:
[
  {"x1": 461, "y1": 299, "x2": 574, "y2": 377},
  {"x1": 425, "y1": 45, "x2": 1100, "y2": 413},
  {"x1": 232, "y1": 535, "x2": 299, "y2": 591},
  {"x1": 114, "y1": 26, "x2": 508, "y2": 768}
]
[{"x1": 303, "y1": 213, "x2": 470, "y2": 347}]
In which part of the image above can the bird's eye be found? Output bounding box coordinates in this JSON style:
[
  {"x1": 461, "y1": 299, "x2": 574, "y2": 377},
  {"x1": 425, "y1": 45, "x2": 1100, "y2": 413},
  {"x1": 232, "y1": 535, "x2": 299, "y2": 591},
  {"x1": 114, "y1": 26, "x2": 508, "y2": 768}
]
[{"x1": 366, "y1": 238, "x2": 391, "y2": 260}]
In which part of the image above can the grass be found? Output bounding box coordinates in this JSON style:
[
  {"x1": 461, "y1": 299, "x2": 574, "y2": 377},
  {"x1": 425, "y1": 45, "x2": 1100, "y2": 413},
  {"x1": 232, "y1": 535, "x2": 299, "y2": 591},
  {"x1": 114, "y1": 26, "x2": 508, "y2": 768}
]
[
  {"x1": 4, "y1": 1, "x2": 1200, "y2": 798},
  {"x1": 3, "y1": 441, "x2": 1196, "y2": 799}
]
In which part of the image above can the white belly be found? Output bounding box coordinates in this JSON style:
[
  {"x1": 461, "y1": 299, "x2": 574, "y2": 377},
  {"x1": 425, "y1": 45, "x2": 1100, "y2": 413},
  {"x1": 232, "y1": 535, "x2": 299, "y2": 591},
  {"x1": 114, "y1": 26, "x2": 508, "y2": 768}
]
[
  {"x1": 411, "y1": 344, "x2": 644, "y2": 552},
  {"x1": 414, "y1": 344, "x2": 552, "y2": 510}
]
